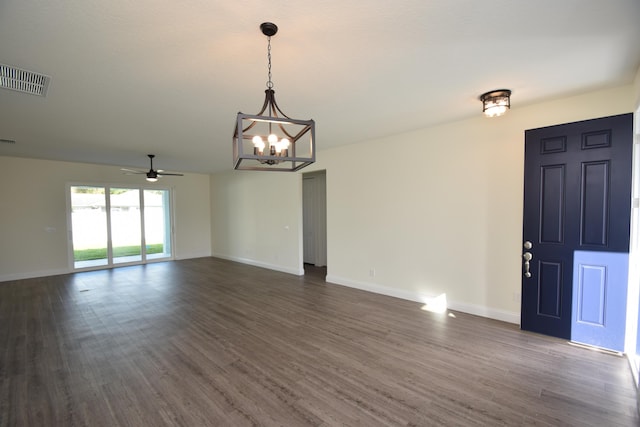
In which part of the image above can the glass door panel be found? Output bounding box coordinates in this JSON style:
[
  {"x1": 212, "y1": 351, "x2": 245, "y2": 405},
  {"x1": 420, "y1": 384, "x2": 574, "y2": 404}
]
[
  {"x1": 110, "y1": 188, "x2": 142, "y2": 264},
  {"x1": 144, "y1": 189, "x2": 172, "y2": 260},
  {"x1": 70, "y1": 186, "x2": 108, "y2": 269}
]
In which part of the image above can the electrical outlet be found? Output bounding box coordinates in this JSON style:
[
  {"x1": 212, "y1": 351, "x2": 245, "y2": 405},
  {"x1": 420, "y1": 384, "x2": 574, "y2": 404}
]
[{"x1": 369, "y1": 268, "x2": 376, "y2": 277}]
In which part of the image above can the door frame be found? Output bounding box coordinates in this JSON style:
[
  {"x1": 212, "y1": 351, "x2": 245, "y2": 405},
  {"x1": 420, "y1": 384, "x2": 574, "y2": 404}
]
[
  {"x1": 521, "y1": 113, "x2": 634, "y2": 348},
  {"x1": 626, "y1": 107, "x2": 640, "y2": 383},
  {"x1": 302, "y1": 170, "x2": 327, "y2": 268},
  {"x1": 66, "y1": 182, "x2": 176, "y2": 271}
]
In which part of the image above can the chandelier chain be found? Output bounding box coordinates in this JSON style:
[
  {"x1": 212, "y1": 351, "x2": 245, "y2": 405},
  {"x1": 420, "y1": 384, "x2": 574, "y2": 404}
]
[{"x1": 266, "y1": 36, "x2": 273, "y2": 89}]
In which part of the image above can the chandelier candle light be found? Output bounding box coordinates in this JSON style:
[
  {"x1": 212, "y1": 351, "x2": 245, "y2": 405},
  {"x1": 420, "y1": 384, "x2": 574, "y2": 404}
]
[{"x1": 232, "y1": 22, "x2": 316, "y2": 171}]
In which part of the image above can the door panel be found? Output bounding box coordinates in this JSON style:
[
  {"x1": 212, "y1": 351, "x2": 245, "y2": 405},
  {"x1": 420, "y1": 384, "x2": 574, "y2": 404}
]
[
  {"x1": 303, "y1": 177, "x2": 316, "y2": 264},
  {"x1": 302, "y1": 171, "x2": 328, "y2": 267},
  {"x1": 522, "y1": 113, "x2": 632, "y2": 345},
  {"x1": 70, "y1": 186, "x2": 109, "y2": 269},
  {"x1": 111, "y1": 188, "x2": 142, "y2": 264},
  {"x1": 540, "y1": 165, "x2": 565, "y2": 243},
  {"x1": 144, "y1": 189, "x2": 173, "y2": 260},
  {"x1": 581, "y1": 161, "x2": 609, "y2": 246},
  {"x1": 572, "y1": 251, "x2": 629, "y2": 351},
  {"x1": 538, "y1": 261, "x2": 563, "y2": 318}
]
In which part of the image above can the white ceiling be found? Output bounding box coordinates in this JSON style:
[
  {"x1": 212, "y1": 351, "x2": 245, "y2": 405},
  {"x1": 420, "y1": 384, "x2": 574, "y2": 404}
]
[{"x1": 1, "y1": 0, "x2": 639, "y2": 174}]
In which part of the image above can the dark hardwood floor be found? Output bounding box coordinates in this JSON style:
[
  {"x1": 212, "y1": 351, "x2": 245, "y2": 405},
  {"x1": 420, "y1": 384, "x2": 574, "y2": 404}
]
[{"x1": 1, "y1": 257, "x2": 638, "y2": 426}]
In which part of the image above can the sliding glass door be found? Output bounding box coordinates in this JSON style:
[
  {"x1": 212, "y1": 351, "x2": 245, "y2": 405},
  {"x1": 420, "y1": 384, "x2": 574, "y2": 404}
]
[
  {"x1": 144, "y1": 189, "x2": 172, "y2": 259},
  {"x1": 111, "y1": 188, "x2": 142, "y2": 264},
  {"x1": 70, "y1": 186, "x2": 109, "y2": 268},
  {"x1": 69, "y1": 185, "x2": 173, "y2": 270}
]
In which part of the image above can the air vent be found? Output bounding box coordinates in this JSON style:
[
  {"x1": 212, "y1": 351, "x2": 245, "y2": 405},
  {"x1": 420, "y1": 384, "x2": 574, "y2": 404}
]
[
  {"x1": 0, "y1": 138, "x2": 16, "y2": 144},
  {"x1": 0, "y1": 63, "x2": 50, "y2": 97}
]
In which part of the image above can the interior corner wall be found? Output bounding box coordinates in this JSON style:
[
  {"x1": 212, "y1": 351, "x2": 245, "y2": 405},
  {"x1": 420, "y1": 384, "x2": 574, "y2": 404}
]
[
  {"x1": 0, "y1": 156, "x2": 212, "y2": 281},
  {"x1": 318, "y1": 85, "x2": 635, "y2": 324},
  {"x1": 633, "y1": 65, "x2": 640, "y2": 107},
  {"x1": 209, "y1": 170, "x2": 303, "y2": 275},
  {"x1": 206, "y1": 85, "x2": 634, "y2": 324}
]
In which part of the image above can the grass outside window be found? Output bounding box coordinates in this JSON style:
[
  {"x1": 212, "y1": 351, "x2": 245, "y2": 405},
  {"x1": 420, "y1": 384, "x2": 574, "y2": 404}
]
[{"x1": 74, "y1": 244, "x2": 164, "y2": 261}]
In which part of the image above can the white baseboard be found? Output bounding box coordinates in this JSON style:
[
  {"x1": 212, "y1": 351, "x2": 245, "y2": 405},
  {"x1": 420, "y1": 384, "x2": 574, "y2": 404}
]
[
  {"x1": 0, "y1": 253, "x2": 212, "y2": 283},
  {"x1": 325, "y1": 274, "x2": 520, "y2": 325},
  {"x1": 0, "y1": 268, "x2": 70, "y2": 283},
  {"x1": 175, "y1": 251, "x2": 212, "y2": 260},
  {"x1": 1, "y1": 261, "x2": 519, "y2": 326},
  {"x1": 211, "y1": 253, "x2": 304, "y2": 276}
]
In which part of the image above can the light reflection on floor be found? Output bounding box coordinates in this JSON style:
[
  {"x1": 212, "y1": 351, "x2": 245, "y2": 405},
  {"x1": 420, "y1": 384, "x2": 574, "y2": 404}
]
[{"x1": 420, "y1": 293, "x2": 449, "y2": 314}]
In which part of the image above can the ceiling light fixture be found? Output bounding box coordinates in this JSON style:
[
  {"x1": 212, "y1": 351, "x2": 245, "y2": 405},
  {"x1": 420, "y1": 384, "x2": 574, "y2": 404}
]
[
  {"x1": 121, "y1": 154, "x2": 184, "y2": 182},
  {"x1": 479, "y1": 89, "x2": 511, "y2": 117},
  {"x1": 232, "y1": 22, "x2": 316, "y2": 172}
]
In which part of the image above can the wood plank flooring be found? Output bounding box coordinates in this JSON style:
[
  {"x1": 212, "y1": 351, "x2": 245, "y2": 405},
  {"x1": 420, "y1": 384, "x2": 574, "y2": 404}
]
[{"x1": 1, "y1": 257, "x2": 638, "y2": 426}]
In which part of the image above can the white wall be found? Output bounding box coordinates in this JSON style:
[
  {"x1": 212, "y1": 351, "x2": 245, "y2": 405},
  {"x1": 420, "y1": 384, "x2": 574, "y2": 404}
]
[
  {"x1": 210, "y1": 84, "x2": 635, "y2": 324},
  {"x1": 210, "y1": 170, "x2": 303, "y2": 275},
  {"x1": 0, "y1": 156, "x2": 211, "y2": 281}
]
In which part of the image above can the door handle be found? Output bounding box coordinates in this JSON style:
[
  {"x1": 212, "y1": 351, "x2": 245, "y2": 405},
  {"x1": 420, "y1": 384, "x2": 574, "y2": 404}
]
[{"x1": 523, "y1": 252, "x2": 532, "y2": 278}]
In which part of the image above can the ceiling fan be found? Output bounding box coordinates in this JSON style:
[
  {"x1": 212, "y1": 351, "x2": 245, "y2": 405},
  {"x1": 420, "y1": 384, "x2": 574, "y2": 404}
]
[{"x1": 121, "y1": 154, "x2": 184, "y2": 182}]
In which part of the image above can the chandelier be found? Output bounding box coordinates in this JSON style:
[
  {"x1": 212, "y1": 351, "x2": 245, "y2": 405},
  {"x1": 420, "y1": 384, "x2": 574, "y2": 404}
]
[{"x1": 232, "y1": 22, "x2": 316, "y2": 171}]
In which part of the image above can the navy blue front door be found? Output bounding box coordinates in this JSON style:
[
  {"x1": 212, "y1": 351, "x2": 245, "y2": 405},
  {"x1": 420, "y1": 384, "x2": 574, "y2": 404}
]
[{"x1": 521, "y1": 113, "x2": 633, "y2": 348}]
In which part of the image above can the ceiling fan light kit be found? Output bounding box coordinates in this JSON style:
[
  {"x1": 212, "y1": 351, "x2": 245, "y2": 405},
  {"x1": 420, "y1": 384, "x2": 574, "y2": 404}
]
[
  {"x1": 232, "y1": 22, "x2": 316, "y2": 172},
  {"x1": 121, "y1": 154, "x2": 184, "y2": 182}
]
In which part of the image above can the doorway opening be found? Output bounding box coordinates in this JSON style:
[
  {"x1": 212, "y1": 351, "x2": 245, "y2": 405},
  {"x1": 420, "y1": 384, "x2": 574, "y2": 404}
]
[{"x1": 302, "y1": 170, "x2": 327, "y2": 278}]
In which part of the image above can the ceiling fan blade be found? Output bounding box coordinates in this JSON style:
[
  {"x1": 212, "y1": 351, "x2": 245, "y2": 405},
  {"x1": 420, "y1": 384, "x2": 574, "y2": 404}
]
[
  {"x1": 121, "y1": 168, "x2": 146, "y2": 174},
  {"x1": 122, "y1": 155, "x2": 183, "y2": 179}
]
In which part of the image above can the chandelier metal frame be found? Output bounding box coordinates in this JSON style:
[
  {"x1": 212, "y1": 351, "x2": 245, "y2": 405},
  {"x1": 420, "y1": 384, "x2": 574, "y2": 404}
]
[{"x1": 232, "y1": 22, "x2": 316, "y2": 172}]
